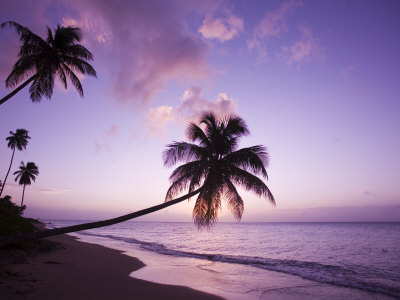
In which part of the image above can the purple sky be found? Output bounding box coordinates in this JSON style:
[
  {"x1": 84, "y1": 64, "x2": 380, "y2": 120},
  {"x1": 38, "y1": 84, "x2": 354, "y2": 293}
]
[{"x1": 0, "y1": 0, "x2": 399, "y2": 222}]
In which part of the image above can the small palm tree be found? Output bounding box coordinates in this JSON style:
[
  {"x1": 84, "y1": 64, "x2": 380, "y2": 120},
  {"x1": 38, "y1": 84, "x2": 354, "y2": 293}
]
[
  {"x1": 0, "y1": 113, "x2": 275, "y2": 243},
  {"x1": 0, "y1": 129, "x2": 30, "y2": 197},
  {"x1": 164, "y1": 112, "x2": 275, "y2": 228},
  {"x1": 13, "y1": 161, "x2": 39, "y2": 214},
  {"x1": 0, "y1": 21, "x2": 96, "y2": 106}
]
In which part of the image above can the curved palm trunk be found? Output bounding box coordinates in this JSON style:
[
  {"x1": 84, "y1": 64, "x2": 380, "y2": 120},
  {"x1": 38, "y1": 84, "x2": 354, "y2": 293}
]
[
  {"x1": 0, "y1": 148, "x2": 15, "y2": 197},
  {"x1": 20, "y1": 184, "x2": 26, "y2": 214},
  {"x1": 0, "y1": 75, "x2": 36, "y2": 106},
  {"x1": 0, "y1": 188, "x2": 202, "y2": 246}
]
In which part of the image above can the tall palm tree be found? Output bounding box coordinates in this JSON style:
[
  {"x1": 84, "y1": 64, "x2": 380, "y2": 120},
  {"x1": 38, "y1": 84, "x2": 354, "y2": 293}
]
[
  {"x1": 0, "y1": 21, "x2": 96, "y2": 106},
  {"x1": 0, "y1": 113, "x2": 274, "y2": 244},
  {"x1": 13, "y1": 161, "x2": 39, "y2": 214},
  {"x1": 0, "y1": 129, "x2": 30, "y2": 197}
]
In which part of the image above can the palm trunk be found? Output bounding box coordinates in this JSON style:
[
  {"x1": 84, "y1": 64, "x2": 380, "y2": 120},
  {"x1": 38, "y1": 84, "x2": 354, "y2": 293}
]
[
  {"x1": 0, "y1": 75, "x2": 36, "y2": 106},
  {"x1": 0, "y1": 148, "x2": 15, "y2": 197},
  {"x1": 20, "y1": 184, "x2": 26, "y2": 214},
  {"x1": 0, "y1": 188, "x2": 202, "y2": 246}
]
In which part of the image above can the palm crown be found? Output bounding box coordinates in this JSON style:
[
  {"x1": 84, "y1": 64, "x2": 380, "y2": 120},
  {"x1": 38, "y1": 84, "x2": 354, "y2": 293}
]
[
  {"x1": 163, "y1": 112, "x2": 275, "y2": 228},
  {"x1": 14, "y1": 161, "x2": 39, "y2": 186},
  {"x1": 6, "y1": 129, "x2": 30, "y2": 151},
  {"x1": 1, "y1": 21, "x2": 96, "y2": 104}
]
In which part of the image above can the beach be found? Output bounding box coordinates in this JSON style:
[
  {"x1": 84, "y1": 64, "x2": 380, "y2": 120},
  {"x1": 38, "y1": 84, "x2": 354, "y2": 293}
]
[
  {"x1": 0, "y1": 232, "x2": 223, "y2": 299},
  {"x1": 1, "y1": 221, "x2": 398, "y2": 300}
]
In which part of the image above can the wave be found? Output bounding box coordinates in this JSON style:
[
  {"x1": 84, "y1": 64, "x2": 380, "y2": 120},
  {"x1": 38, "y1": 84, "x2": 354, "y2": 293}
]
[{"x1": 77, "y1": 231, "x2": 400, "y2": 298}]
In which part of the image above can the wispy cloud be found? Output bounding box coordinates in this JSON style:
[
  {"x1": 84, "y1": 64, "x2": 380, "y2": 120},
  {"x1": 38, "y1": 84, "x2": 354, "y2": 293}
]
[
  {"x1": 340, "y1": 65, "x2": 356, "y2": 82},
  {"x1": 199, "y1": 11, "x2": 244, "y2": 42},
  {"x1": 280, "y1": 25, "x2": 323, "y2": 65},
  {"x1": 145, "y1": 86, "x2": 237, "y2": 137},
  {"x1": 248, "y1": 0, "x2": 303, "y2": 61},
  {"x1": 93, "y1": 124, "x2": 119, "y2": 153},
  {"x1": 106, "y1": 125, "x2": 119, "y2": 137},
  {"x1": 39, "y1": 188, "x2": 73, "y2": 195}
]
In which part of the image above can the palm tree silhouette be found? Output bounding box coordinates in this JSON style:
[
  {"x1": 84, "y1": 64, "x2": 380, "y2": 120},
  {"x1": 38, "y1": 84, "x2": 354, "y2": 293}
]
[
  {"x1": 0, "y1": 21, "x2": 96, "y2": 106},
  {"x1": 0, "y1": 129, "x2": 30, "y2": 197},
  {"x1": 13, "y1": 161, "x2": 39, "y2": 213},
  {"x1": 0, "y1": 113, "x2": 274, "y2": 244},
  {"x1": 164, "y1": 113, "x2": 275, "y2": 228}
]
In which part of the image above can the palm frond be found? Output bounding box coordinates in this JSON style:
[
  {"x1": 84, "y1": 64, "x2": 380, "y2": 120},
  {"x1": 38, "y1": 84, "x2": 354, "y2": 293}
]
[
  {"x1": 62, "y1": 64, "x2": 83, "y2": 97},
  {"x1": 223, "y1": 178, "x2": 244, "y2": 221},
  {"x1": 62, "y1": 44, "x2": 94, "y2": 60},
  {"x1": 186, "y1": 122, "x2": 210, "y2": 146},
  {"x1": 229, "y1": 166, "x2": 275, "y2": 205},
  {"x1": 61, "y1": 56, "x2": 97, "y2": 77},
  {"x1": 163, "y1": 142, "x2": 206, "y2": 167},
  {"x1": 193, "y1": 190, "x2": 221, "y2": 229},
  {"x1": 223, "y1": 145, "x2": 269, "y2": 178}
]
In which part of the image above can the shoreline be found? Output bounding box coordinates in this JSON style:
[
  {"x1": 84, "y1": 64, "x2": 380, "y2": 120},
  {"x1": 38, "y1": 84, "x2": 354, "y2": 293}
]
[
  {"x1": 2, "y1": 226, "x2": 397, "y2": 300},
  {"x1": 0, "y1": 232, "x2": 223, "y2": 299},
  {"x1": 72, "y1": 232, "x2": 398, "y2": 300}
]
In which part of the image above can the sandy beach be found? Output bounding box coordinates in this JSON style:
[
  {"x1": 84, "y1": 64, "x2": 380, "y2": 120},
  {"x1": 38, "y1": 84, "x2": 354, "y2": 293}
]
[{"x1": 0, "y1": 233, "x2": 223, "y2": 299}]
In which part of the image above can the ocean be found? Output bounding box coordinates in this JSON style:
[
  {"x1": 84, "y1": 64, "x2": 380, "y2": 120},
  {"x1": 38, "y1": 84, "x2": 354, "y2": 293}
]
[{"x1": 48, "y1": 221, "x2": 400, "y2": 299}]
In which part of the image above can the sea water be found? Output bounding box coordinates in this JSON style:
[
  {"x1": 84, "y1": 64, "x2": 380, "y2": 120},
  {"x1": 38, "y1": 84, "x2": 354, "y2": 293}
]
[{"x1": 48, "y1": 221, "x2": 400, "y2": 298}]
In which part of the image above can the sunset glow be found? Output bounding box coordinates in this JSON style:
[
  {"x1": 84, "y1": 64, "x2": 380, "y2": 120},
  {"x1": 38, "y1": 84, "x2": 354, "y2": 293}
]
[{"x1": 0, "y1": 0, "x2": 399, "y2": 222}]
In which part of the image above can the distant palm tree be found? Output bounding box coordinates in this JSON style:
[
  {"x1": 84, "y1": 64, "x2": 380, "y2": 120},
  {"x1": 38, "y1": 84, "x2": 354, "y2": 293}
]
[
  {"x1": 163, "y1": 112, "x2": 275, "y2": 228},
  {"x1": 0, "y1": 129, "x2": 30, "y2": 197},
  {"x1": 0, "y1": 21, "x2": 96, "y2": 106},
  {"x1": 0, "y1": 113, "x2": 275, "y2": 244},
  {"x1": 13, "y1": 161, "x2": 39, "y2": 213}
]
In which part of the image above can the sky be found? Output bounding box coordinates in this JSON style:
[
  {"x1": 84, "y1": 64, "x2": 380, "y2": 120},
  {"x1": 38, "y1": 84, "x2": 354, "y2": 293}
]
[{"x1": 0, "y1": 0, "x2": 399, "y2": 222}]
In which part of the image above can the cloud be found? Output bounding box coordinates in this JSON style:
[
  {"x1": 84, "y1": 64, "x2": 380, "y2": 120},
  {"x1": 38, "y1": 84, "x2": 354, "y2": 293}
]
[
  {"x1": 340, "y1": 65, "x2": 356, "y2": 82},
  {"x1": 145, "y1": 86, "x2": 237, "y2": 137},
  {"x1": 62, "y1": 0, "x2": 211, "y2": 107},
  {"x1": 106, "y1": 125, "x2": 119, "y2": 137},
  {"x1": 280, "y1": 25, "x2": 322, "y2": 65},
  {"x1": 199, "y1": 11, "x2": 244, "y2": 42},
  {"x1": 145, "y1": 106, "x2": 174, "y2": 138},
  {"x1": 248, "y1": 0, "x2": 303, "y2": 61},
  {"x1": 39, "y1": 188, "x2": 73, "y2": 195}
]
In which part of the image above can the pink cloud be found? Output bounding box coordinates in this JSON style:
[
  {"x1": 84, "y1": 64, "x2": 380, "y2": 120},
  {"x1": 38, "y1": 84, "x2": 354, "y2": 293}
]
[
  {"x1": 199, "y1": 12, "x2": 244, "y2": 42},
  {"x1": 63, "y1": 0, "x2": 211, "y2": 107},
  {"x1": 145, "y1": 106, "x2": 174, "y2": 138},
  {"x1": 280, "y1": 25, "x2": 323, "y2": 65},
  {"x1": 248, "y1": 0, "x2": 303, "y2": 61},
  {"x1": 145, "y1": 86, "x2": 237, "y2": 137},
  {"x1": 106, "y1": 125, "x2": 119, "y2": 137}
]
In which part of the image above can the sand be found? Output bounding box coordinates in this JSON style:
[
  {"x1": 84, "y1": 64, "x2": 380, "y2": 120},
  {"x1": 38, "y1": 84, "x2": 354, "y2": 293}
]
[{"x1": 0, "y1": 233, "x2": 224, "y2": 299}]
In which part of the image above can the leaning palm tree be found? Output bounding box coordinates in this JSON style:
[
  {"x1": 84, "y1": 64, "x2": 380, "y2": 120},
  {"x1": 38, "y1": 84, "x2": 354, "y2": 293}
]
[
  {"x1": 13, "y1": 161, "x2": 39, "y2": 214},
  {"x1": 0, "y1": 21, "x2": 96, "y2": 106},
  {"x1": 164, "y1": 112, "x2": 275, "y2": 228},
  {"x1": 0, "y1": 129, "x2": 30, "y2": 197},
  {"x1": 0, "y1": 113, "x2": 274, "y2": 244}
]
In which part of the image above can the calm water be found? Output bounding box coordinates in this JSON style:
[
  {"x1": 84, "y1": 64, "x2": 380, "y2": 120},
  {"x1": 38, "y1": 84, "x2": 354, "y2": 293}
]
[{"x1": 48, "y1": 221, "x2": 400, "y2": 298}]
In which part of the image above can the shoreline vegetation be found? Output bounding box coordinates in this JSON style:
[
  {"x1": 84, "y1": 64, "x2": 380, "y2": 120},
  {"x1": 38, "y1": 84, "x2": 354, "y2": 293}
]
[{"x1": 0, "y1": 222, "x2": 223, "y2": 299}]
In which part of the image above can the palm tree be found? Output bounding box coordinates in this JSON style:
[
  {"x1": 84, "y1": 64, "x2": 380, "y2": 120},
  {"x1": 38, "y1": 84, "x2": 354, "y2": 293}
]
[
  {"x1": 0, "y1": 21, "x2": 96, "y2": 106},
  {"x1": 13, "y1": 161, "x2": 39, "y2": 213},
  {"x1": 0, "y1": 129, "x2": 30, "y2": 197},
  {"x1": 163, "y1": 112, "x2": 275, "y2": 228},
  {"x1": 0, "y1": 113, "x2": 274, "y2": 244}
]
